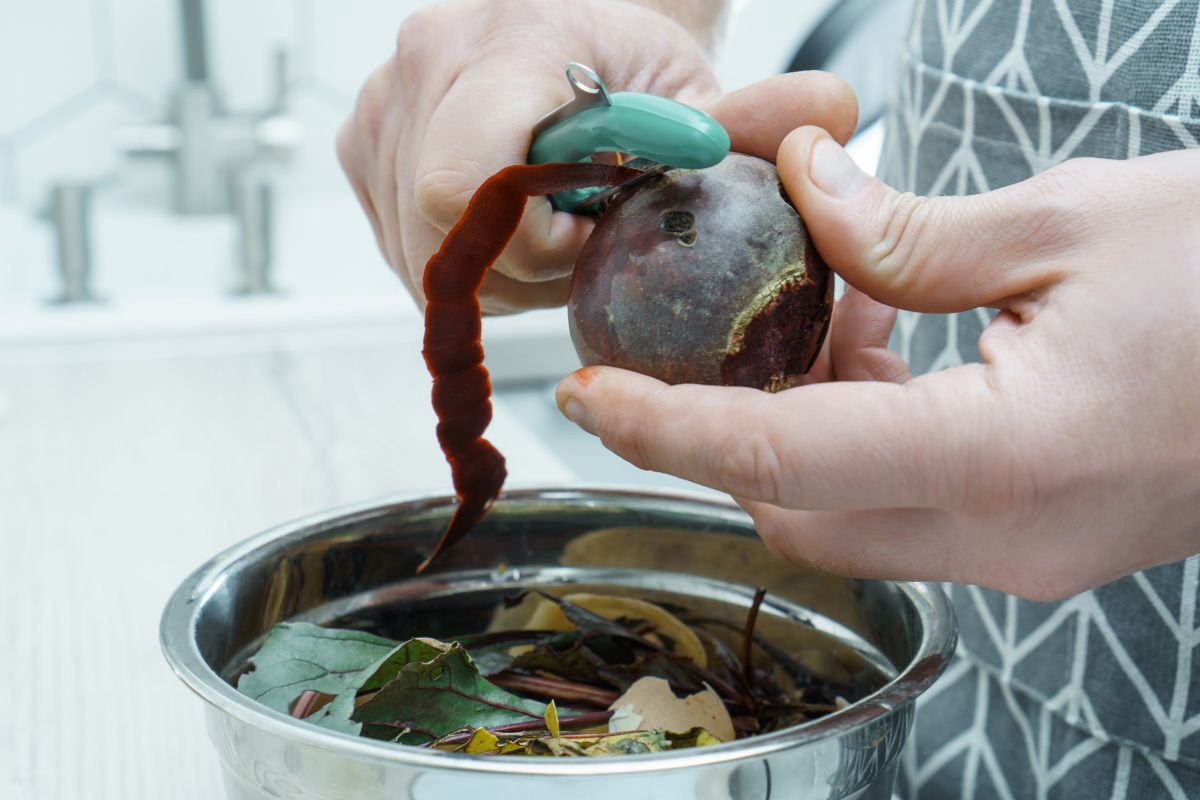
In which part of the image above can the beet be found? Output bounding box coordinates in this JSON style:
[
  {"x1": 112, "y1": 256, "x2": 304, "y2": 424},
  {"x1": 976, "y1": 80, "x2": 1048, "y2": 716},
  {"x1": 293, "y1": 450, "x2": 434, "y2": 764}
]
[{"x1": 568, "y1": 154, "x2": 833, "y2": 391}]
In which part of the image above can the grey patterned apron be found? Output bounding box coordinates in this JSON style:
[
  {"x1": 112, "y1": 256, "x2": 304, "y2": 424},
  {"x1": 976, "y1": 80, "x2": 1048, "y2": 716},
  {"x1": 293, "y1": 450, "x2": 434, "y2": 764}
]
[{"x1": 875, "y1": 1, "x2": 1200, "y2": 797}]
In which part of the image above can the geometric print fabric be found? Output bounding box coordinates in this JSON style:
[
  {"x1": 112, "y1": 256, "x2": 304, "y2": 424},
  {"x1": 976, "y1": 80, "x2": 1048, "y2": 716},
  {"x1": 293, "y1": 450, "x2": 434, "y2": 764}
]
[
  {"x1": 875, "y1": 0, "x2": 1200, "y2": 796},
  {"x1": 901, "y1": 650, "x2": 1200, "y2": 798}
]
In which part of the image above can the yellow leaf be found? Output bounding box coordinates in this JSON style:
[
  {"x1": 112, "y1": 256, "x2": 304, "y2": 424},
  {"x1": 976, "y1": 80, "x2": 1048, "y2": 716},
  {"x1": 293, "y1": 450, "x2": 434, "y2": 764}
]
[
  {"x1": 465, "y1": 728, "x2": 500, "y2": 754},
  {"x1": 527, "y1": 736, "x2": 587, "y2": 756},
  {"x1": 581, "y1": 730, "x2": 669, "y2": 756},
  {"x1": 663, "y1": 727, "x2": 722, "y2": 749},
  {"x1": 522, "y1": 593, "x2": 709, "y2": 668},
  {"x1": 545, "y1": 699, "x2": 561, "y2": 739}
]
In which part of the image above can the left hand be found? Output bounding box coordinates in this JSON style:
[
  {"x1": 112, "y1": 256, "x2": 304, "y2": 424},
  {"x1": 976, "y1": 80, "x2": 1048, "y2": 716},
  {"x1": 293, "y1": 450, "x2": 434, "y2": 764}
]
[
  {"x1": 335, "y1": 0, "x2": 857, "y2": 314},
  {"x1": 555, "y1": 121, "x2": 1200, "y2": 601}
]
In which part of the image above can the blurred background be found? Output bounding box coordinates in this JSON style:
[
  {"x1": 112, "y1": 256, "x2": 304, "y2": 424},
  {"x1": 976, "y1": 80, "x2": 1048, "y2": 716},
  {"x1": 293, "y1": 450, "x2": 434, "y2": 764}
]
[
  {"x1": 0, "y1": 1, "x2": 909, "y2": 796},
  {"x1": 0, "y1": 0, "x2": 905, "y2": 486}
]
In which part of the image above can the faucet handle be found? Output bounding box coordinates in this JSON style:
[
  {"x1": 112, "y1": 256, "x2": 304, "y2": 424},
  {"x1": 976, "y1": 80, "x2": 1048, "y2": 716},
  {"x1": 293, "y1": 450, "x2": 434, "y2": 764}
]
[
  {"x1": 254, "y1": 115, "x2": 302, "y2": 162},
  {"x1": 251, "y1": 47, "x2": 302, "y2": 163},
  {"x1": 114, "y1": 124, "x2": 182, "y2": 158}
]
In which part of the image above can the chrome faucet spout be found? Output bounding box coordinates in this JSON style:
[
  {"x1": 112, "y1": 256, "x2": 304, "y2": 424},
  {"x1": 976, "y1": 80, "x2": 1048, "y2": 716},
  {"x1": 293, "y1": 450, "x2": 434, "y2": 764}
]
[
  {"x1": 180, "y1": 0, "x2": 211, "y2": 83},
  {"x1": 110, "y1": 0, "x2": 301, "y2": 295},
  {"x1": 117, "y1": 1, "x2": 299, "y2": 216}
]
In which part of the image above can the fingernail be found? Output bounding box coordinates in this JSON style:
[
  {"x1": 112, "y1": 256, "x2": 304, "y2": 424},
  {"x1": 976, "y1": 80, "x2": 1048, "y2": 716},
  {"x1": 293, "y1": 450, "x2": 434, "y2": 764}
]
[
  {"x1": 561, "y1": 398, "x2": 596, "y2": 435},
  {"x1": 809, "y1": 137, "x2": 869, "y2": 200}
]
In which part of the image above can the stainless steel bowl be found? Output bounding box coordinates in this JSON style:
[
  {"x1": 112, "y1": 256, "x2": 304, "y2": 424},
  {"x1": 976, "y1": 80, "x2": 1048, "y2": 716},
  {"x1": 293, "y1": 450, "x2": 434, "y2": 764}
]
[{"x1": 161, "y1": 486, "x2": 955, "y2": 800}]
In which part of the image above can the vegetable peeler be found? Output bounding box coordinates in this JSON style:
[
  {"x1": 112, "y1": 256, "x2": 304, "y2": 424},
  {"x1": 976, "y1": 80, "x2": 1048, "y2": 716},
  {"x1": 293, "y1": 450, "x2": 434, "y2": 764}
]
[{"x1": 528, "y1": 63, "x2": 730, "y2": 215}]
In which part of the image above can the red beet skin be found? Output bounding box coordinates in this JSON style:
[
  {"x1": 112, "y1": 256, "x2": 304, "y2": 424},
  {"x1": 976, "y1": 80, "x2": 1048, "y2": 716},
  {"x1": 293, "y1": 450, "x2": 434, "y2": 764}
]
[{"x1": 568, "y1": 154, "x2": 834, "y2": 391}]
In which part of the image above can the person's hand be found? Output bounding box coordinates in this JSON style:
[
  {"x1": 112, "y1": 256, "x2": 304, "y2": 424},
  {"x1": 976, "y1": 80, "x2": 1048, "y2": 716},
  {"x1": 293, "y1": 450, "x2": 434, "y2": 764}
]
[
  {"x1": 556, "y1": 128, "x2": 1200, "y2": 601},
  {"x1": 336, "y1": 0, "x2": 856, "y2": 313}
]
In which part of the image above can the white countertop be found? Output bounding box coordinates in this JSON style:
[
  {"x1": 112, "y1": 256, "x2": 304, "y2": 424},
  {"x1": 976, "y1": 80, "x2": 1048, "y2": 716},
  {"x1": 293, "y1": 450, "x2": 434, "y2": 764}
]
[{"x1": 0, "y1": 327, "x2": 581, "y2": 800}]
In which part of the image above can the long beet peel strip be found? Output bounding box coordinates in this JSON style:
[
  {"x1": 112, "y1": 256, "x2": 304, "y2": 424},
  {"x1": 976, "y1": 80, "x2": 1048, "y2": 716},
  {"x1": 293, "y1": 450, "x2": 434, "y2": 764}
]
[{"x1": 418, "y1": 162, "x2": 641, "y2": 573}]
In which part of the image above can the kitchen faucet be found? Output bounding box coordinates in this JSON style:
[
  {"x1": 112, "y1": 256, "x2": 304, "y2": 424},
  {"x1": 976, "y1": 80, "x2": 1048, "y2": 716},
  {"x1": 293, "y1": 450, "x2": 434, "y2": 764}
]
[
  {"x1": 41, "y1": 0, "x2": 306, "y2": 302},
  {"x1": 117, "y1": 0, "x2": 300, "y2": 216}
]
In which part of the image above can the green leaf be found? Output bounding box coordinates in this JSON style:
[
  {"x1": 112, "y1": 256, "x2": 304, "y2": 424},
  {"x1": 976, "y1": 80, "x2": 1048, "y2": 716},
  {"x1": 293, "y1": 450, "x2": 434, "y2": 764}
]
[
  {"x1": 308, "y1": 637, "x2": 462, "y2": 735},
  {"x1": 459, "y1": 629, "x2": 562, "y2": 677},
  {"x1": 464, "y1": 644, "x2": 518, "y2": 677},
  {"x1": 236, "y1": 622, "x2": 399, "y2": 715},
  {"x1": 508, "y1": 633, "x2": 609, "y2": 685},
  {"x1": 349, "y1": 638, "x2": 548, "y2": 745}
]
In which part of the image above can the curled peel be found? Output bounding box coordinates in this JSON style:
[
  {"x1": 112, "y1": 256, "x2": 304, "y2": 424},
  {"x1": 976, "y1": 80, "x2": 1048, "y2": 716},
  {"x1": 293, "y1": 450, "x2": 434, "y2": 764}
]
[{"x1": 419, "y1": 162, "x2": 641, "y2": 573}]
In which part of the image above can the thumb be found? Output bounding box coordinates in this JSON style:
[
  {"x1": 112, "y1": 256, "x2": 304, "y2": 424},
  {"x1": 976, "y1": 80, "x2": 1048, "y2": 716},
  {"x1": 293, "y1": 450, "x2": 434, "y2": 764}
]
[
  {"x1": 778, "y1": 126, "x2": 1074, "y2": 312},
  {"x1": 707, "y1": 71, "x2": 858, "y2": 161}
]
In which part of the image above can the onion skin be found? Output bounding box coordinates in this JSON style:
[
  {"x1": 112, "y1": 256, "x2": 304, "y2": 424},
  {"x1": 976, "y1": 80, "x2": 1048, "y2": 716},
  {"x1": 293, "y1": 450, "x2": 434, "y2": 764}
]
[{"x1": 568, "y1": 154, "x2": 833, "y2": 392}]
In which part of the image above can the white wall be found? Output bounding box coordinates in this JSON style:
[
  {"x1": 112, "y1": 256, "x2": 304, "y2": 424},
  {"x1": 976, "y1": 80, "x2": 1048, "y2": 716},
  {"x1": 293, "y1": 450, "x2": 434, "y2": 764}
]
[
  {"x1": 0, "y1": 0, "x2": 833, "y2": 209},
  {"x1": 0, "y1": 0, "x2": 433, "y2": 205}
]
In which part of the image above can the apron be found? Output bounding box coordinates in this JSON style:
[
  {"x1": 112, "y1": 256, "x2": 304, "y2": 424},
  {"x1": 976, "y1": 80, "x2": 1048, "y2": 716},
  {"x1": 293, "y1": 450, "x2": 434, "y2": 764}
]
[{"x1": 875, "y1": 1, "x2": 1200, "y2": 797}]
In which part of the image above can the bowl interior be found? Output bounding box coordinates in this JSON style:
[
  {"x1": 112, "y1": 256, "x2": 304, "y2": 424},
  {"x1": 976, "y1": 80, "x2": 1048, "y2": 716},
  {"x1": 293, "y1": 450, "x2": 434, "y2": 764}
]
[{"x1": 187, "y1": 488, "x2": 947, "y2": 713}]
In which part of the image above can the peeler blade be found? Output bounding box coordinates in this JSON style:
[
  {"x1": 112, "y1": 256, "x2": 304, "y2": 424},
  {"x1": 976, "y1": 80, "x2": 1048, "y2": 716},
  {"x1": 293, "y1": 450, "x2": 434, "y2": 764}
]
[{"x1": 571, "y1": 162, "x2": 668, "y2": 215}]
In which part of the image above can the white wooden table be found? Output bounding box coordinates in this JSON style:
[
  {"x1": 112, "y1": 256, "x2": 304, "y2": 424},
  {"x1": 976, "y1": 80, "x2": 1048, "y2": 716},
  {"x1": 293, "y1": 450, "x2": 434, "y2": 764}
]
[{"x1": 0, "y1": 325, "x2": 578, "y2": 800}]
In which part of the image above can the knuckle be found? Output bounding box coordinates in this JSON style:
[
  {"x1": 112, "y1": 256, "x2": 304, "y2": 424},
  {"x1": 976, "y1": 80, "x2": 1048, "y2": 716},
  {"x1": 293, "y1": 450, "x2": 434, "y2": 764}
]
[
  {"x1": 413, "y1": 166, "x2": 474, "y2": 228},
  {"x1": 796, "y1": 537, "x2": 873, "y2": 580},
  {"x1": 721, "y1": 430, "x2": 785, "y2": 503},
  {"x1": 867, "y1": 192, "x2": 931, "y2": 293},
  {"x1": 335, "y1": 117, "x2": 357, "y2": 177},
  {"x1": 499, "y1": 260, "x2": 571, "y2": 284},
  {"x1": 750, "y1": 508, "x2": 877, "y2": 580},
  {"x1": 754, "y1": 520, "x2": 793, "y2": 562},
  {"x1": 394, "y1": 8, "x2": 440, "y2": 75},
  {"x1": 497, "y1": 218, "x2": 577, "y2": 282},
  {"x1": 351, "y1": 62, "x2": 395, "y2": 148}
]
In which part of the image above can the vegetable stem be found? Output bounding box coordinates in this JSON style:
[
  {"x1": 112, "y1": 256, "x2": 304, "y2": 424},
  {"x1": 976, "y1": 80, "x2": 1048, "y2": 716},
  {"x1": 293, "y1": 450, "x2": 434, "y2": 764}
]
[
  {"x1": 490, "y1": 672, "x2": 620, "y2": 707},
  {"x1": 741, "y1": 588, "x2": 768, "y2": 695}
]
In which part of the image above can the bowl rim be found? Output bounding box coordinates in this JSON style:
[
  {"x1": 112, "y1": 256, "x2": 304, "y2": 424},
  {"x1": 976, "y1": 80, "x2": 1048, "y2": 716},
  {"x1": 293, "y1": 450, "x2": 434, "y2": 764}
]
[{"x1": 160, "y1": 484, "x2": 957, "y2": 776}]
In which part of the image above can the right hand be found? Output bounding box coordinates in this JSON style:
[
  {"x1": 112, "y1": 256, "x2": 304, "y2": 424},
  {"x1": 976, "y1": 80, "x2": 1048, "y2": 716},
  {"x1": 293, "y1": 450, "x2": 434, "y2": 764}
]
[
  {"x1": 337, "y1": 0, "x2": 858, "y2": 314},
  {"x1": 555, "y1": 134, "x2": 1200, "y2": 601}
]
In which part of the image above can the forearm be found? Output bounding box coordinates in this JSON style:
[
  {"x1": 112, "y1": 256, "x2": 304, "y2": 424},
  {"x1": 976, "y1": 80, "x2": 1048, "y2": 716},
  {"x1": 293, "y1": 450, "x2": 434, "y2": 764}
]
[{"x1": 620, "y1": 0, "x2": 730, "y2": 52}]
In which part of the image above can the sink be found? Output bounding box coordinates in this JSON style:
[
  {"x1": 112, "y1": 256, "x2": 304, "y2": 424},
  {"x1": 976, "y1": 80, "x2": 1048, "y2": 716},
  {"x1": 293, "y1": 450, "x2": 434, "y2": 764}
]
[{"x1": 0, "y1": 189, "x2": 583, "y2": 385}]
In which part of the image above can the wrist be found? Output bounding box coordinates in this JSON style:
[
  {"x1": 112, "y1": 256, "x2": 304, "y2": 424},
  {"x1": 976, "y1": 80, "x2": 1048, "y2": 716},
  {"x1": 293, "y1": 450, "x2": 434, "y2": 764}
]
[{"x1": 617, "y1": 0, "x2": 729, "y2": 52}]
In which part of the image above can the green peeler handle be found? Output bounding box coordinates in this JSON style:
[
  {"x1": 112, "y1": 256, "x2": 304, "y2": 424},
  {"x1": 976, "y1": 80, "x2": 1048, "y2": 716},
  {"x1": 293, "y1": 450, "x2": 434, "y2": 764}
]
[
  {"x1": 528, "y1": 91, "x2": 730, "y2": 168},
  {"x1": 528, "y1": 67, "x2": 730, "y2": 213}
]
